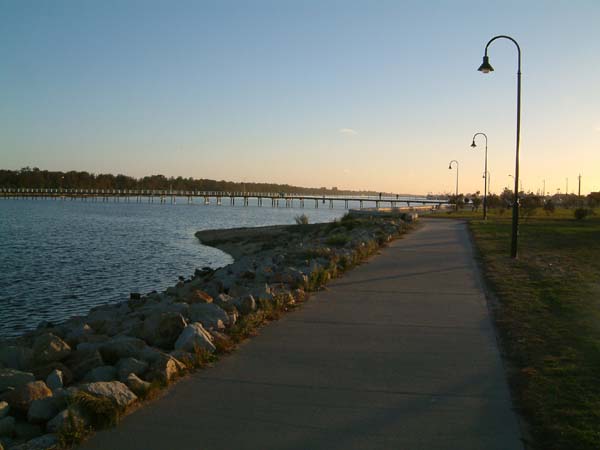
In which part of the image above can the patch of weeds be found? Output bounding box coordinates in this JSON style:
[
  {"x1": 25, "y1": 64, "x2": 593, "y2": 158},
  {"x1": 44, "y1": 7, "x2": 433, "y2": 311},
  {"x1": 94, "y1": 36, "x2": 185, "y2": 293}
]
[
  {"x1": 191, "y1": 345, "x2": 218, "y2": 368},
  {"x1": 57, "y1": 409, "x2": 92, "y2": 449},
  {"x1": 137, "y1": 380, "x2": 166, "y2": 402},
  {"x1": 294, "y1": 214, "x2": 309, "y2": 225},
  {"x1": 308, "y1": 267, "x2": 330, "y2": 291},
  {"x1": 325, "y1": 233, "x2": 350, "y2": 247},
  {"x1": 71, "y1": 391, "x2": 121, "y2": 428}
]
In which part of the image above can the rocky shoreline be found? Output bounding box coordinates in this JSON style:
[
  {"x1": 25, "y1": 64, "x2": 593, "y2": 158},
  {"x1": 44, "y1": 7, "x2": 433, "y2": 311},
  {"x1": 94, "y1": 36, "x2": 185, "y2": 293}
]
[{"x1": 0, "y1": 212, "x2": 415, "y2": 450}]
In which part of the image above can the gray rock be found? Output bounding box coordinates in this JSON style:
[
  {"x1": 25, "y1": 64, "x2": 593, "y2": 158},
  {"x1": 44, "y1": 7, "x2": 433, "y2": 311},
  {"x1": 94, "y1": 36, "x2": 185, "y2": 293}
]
[
  {"x1": 32, "y1": 334, "x2": 71, "y2": 365},
  {"x1": 185, "y1": 289, "x2": 213, "y2": 304},
  {"x1": 174, "y1": 323, "x2": 215, "y2": 354},
  {"x1": 46, "y1": 408, "x2": 86, "y2": 433},
  {"x1": 82, "y1": 365, "x2": 117, "y2": 383},
  {"x1": 45, "y1": 370, "x2": 63, "y2": 391},
  {"x1": 141, "y1": 312, "x2": 187, "y2": 349},
  {"x1": 45, "y1": 410, "x2": 68, "y2": 434},
  {"x1": 146, "y1": 354, "x2": 186, "y2": 384},
  {"x1": 249, "y1": 283, "x2": 273, "y2": 301},
  {"x1": 27, "y1": 397, "x2": 59, "y2": 424},
  {"x1": 63, "y1": 349, "x2": 104, "y2": 381},
  {"x1": 9, "y1": 433, "x2": 57, "y2": 450},
  {"x1": 64, "y1": 323, "x2": 93, "y2": 342},
  {"x1": 125, "y1": 373, "x2": 151, "y2": 397},
  {"x1": 227, "y1": 285, "x2": 249, "y2": 298},
  {"x1": 49, "y1": 387, "x2": 78, "y2": 412},
  {"x1": 80, "y1": 381, "x2": 137, "y2": 408},
  {"x1": 13, "y1": 421, "x2": 43, "y2": 440},
  {"x1": 5, "y1": 382, "x2": 52, "y2": 413},
  {"x1": 0, "y1": 346, "x2": 33, "y2": 371},
  {"x1": 0, "y1": 369, "x2": 35, "y2": 393},
  {"x1": 188, "y1": 303, "x2": 229, "y2": 330},
  {"x1": 87, "y1": 303, "x2": 131, "y2": 335},
  {"x1": 0, "y1": 416, "x2": 15, "y2": 437},
  {"x1": 98, "y1": 336, "x2": 146, "y2": 365},
  {"x1": 0, "y1": 402, "x2": 8, "y2": 419},
  {"x1": 115, "y1": 358, "x2": 148, "y2": 382},
  {"x1": 232, "y1": 295, "x2": 257, "y2": 315}
]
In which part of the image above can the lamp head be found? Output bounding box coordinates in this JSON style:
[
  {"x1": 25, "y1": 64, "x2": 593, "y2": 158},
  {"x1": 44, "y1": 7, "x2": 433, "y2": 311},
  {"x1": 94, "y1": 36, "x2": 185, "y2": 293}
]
[
  {"x1": 448, "y1": 165, "x2": 452, "y2": 170},
  {"x1": 471, "y1": 140, "x2": 477, "y2": 148},
  {"x1": 477, "y1": 55, "x2": 494, "y2": 73}
]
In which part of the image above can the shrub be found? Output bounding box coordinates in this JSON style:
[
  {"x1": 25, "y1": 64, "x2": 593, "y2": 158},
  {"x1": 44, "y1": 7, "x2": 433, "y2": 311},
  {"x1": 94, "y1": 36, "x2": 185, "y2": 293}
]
[
  {"x1": 326, "y1": 233, "x2": 350, "y2": 247},
  {"x1": 574, "y1": 208, "x2": 593, "y2": 220},
  {"x1": 294, "y1": 214, "x2": 309, "y2": 225},
  {"x1": 71, "y1": 391, "x2": 121, "y2": 428},
  {"x1": 543, "y1": 200, "x2": 555, "y2": 214}
]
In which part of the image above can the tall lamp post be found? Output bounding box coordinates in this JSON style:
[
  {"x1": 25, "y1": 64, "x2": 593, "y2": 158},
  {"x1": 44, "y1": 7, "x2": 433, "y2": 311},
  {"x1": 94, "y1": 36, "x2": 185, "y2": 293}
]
[
  {"x1": 448, "y1": 160, "x2": 459, "y2": 210},
  {"x1": 478, "y1": 35, "x2": 521, "y2": 258},
  {"x1": 470, "y1": 132, "x2": 488, "y2": 219}
]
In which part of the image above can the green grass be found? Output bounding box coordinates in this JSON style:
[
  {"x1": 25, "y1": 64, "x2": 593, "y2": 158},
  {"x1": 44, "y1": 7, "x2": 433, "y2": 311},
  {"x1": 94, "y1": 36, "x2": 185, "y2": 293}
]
[{"x1": 466, "y1": 213, "x2": 600, "y2": 450}]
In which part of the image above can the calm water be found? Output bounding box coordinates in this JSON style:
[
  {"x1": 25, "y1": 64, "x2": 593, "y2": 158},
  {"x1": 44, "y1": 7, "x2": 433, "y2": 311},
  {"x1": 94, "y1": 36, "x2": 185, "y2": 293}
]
[{"x1": 0, "y1": 198, "x2": 348, "y2": 338}]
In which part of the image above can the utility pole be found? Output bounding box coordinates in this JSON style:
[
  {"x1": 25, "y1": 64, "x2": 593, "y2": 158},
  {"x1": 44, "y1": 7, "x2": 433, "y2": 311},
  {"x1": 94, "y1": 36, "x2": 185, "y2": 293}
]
[
  {"x1": 543, "y1": 179, "x2": 546, "y2": 197},
  {"x1": 566, "y1": 178, "x2": 568, "y2": 195},
  {"x1": 578, "y1": 174, "x2": 582, "y2": 197}
]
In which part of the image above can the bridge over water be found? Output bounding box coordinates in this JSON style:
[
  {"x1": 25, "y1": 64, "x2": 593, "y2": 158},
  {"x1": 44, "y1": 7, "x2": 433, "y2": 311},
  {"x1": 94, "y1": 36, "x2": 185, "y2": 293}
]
[{"x1": 1, "y1": 188, "x2": 448, "y2": 209}]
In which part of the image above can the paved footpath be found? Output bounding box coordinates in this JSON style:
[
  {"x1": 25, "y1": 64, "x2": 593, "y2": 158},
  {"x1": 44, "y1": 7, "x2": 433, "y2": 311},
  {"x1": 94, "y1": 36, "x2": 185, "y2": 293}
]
[{"x1": 83, "y1": 219, "x2": 523, "y2": 450}]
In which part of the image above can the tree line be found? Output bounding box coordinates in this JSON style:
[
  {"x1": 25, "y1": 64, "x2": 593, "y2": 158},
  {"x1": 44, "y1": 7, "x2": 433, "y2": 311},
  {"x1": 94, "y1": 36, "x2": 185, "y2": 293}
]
[
  {"x1": 0, "y1": 167, "x2": 389, "y2": 196},
  {"x1": 449, "y1": 188, "x2": 600, "y2": 211}
]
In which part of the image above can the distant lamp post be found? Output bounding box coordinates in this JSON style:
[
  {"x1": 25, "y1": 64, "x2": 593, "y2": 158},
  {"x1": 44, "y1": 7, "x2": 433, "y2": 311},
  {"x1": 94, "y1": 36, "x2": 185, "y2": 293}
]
[
  {"x1": 471, "y1": 132, "x2": 488, "y2": 219},
  {"x1": 448, "y1": 160, "x2": 459, "y2": 210},
  {"x1": 478, "y1": 34, "x2": 522, "y2": 258}
]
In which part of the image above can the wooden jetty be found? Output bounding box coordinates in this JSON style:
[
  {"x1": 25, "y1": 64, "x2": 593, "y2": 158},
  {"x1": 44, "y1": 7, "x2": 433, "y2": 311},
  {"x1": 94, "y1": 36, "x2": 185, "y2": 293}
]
[{"x1": 0, "y1": 188, "x2": 448, "y2": 209}]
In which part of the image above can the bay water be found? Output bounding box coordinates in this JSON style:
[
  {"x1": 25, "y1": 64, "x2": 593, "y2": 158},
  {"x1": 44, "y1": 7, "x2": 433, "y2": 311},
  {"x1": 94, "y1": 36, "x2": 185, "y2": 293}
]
[{"x1": 0, "y1": 197, "x2": 350, "y2": 338}]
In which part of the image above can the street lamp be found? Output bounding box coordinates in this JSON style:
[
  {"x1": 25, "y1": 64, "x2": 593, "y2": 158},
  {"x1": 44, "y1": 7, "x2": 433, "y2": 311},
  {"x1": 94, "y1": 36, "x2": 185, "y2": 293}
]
[
  {"x1": 471, "y1": 132, "x2": 488, "y2": 219},
  {"x1": 478, "y1": 35, "x2": 522, "y2": 258},
  {"x1": 448, "y1": 160, "x2": 459, "y2": 210}
]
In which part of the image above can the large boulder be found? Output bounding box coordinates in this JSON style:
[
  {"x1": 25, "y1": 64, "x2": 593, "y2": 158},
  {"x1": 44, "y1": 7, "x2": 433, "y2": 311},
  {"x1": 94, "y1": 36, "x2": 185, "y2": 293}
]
[
  {"x1": 115, "y1": 358, "x2": 148, "y2": 382},
  {"x1": 0, "y1": 346, "x2": 33, "y2": 371},
  {"x1": 232, "y1": 295, "x2": 257, "y2": 315},
  {"x1": 9, "y1": 433, "x2": 57, "y2": 450},
  {"x1": 31, "y1": 362, "x2": 73, "y2": 387},
  {"x1": 32, "y1": 334, "x2": 71, "y2": 365},
  {"x1": 82, "y1": 366, "x2": 117, "y2": 383},
  {"x1": 63, "y1": 349, "x2": 104, "y2": 381},
  {"x1": 0, "y1": 416, "x2": 15, "y2": 437},
  {"x1": 185, "y1": 289, "x2": 213, "y2": 304},
  {"x1": 188, "y1": 304, "x2": 229, "y2": 330},
  {"x1": 27, "y1": 397, "x2": 59, "y2": 424},
  {"x1": 141, "y1": 312, "x2": 187, "y2": 349},
  {"x1": 46, "y1": 408, "x2": 86, "y2": 433},
  {"x1": 98, "y1": 336, "x2": 146, "y2": 365},
  {"x1": 146, "y1": 354, "x2": 186, "y2": 384},
  {"x1": 45, "y1": 370, "x2": 63, "y2": 391},
  {"x1": 87, "y1": 303, "x2": 131, "y2": 335},
  {"x1": 5, "y1": 381, "x2": 52, "y2": 412},
  {"x1": 174, "y1": 323, "x2": 215, "y2": 354},
  {"x1": 124, "y1": 374, "x2": 151, "y2": 397},
  {"x1": 13, "y1": 422, "x2": 43, "y2": 440},
  {"x1": 0, "y1": 401, "x2": 9, "y2": 419},
  {"x1": 79, "y1": 382, "x2": 137, "y2": 409},
  {"x1": 64, "y1": 323, "x2": 94, "y2": 343},
  {"x1": 0, "y1": 369, "x2": 35, "y2": 393}
]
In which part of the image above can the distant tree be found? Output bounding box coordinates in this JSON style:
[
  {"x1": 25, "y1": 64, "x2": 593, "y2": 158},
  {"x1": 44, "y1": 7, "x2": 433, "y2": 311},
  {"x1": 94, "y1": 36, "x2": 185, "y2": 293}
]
[{"x1": 543, "y1": 199, "x2": 556, "y2": 214}]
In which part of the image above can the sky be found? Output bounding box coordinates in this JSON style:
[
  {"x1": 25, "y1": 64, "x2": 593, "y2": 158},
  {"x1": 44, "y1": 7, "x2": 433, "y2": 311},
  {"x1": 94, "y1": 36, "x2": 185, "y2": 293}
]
[{"x1": 1, "y1": 0, "x2": 599, "y2": 195}]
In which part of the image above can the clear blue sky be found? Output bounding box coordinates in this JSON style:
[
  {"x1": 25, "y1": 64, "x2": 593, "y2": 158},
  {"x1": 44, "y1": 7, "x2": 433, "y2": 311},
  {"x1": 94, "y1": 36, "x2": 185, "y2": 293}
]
[{"x1": 1, "y1": 0, "x2": 599, "y2": 194}]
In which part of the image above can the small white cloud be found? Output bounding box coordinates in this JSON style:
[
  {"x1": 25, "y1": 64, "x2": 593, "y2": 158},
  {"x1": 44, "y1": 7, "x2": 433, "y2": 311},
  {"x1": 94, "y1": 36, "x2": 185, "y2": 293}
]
[
  {"x1": 339, "y1": 128, "x2": 358, "y2": 136},
  {"x1": 343, "y1": 168, "x2": 351, "y2": 175},
  {"x1": 595, "y1": 125, "x2": 600, "y2": 132}
]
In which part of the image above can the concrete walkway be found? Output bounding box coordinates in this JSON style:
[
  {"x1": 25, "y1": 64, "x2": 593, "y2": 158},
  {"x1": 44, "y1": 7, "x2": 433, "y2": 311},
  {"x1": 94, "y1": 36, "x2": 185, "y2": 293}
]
[{"x1": 82, "y1": 219, "x2": 522, "y2": 450}]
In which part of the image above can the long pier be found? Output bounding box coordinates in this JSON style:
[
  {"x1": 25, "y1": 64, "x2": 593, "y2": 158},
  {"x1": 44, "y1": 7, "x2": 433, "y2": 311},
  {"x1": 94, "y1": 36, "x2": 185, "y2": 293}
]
[{"x1": 0, "y1": 188, "x2": 448, "y2": 209}]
